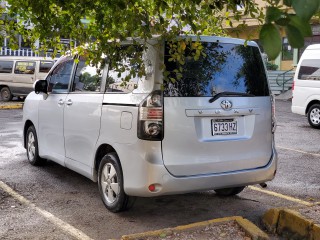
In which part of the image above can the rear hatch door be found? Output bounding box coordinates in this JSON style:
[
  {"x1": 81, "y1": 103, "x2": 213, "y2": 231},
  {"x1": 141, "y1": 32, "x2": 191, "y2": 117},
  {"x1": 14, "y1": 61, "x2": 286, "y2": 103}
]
[{"x1": 162, "y1": 40, "x2": 273, "y2": 177}]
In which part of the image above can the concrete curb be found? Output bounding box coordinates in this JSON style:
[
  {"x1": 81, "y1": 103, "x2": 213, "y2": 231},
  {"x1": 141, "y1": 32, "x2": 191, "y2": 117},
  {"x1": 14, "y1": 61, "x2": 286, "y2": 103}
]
[
  {"x1": 121, "y1": 216, "x2": 269, "y2": 240},
  {"x1": 262, "y1": 208, "x2": 320, "y2": 240},
  {"x1": 0, "y1": 103, "x2": 23, "y2": 109}
]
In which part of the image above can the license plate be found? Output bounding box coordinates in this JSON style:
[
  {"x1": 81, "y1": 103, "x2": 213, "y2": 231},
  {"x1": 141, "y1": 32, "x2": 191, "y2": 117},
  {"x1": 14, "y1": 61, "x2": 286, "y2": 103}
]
[{"x1": 212, "y1": 119, "x2": 237, "y2": 135}]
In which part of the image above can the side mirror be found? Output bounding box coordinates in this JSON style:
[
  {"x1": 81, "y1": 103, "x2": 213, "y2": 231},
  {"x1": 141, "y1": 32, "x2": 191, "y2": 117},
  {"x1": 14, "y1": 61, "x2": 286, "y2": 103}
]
[{"x1": 34, "y1": 80, "x2": 48, "y2": 94}]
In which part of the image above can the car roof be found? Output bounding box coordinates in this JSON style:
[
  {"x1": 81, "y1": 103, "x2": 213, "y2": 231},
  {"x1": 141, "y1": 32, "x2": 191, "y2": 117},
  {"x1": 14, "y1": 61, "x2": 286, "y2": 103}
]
[{"x1": 306, "y1": 44, "x2": 320, "y2": 50}]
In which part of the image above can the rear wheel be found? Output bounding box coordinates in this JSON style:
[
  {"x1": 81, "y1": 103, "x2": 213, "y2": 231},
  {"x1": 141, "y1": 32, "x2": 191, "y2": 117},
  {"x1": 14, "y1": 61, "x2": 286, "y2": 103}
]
[
  {"x1": 98, "y1": 152, "x2": 135, "y2": 212},
  {"x1": 26, "y1": 125, "x2": 46, "y2": 166},
  {"x1": 308, "y1": 104, "x2": 320, "y2": 129},
  {"x1": 214, "y1": 186, "x2": 245, "y2": 196},
  {"x1": 0, "y1": 87, "x2": 13, "y2": 102}
]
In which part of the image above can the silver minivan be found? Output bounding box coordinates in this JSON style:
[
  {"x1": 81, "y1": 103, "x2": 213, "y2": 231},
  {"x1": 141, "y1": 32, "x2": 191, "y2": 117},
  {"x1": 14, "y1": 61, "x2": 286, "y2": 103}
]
[
  {"x1": 23, "y1": 36, "x2": 277, "y2": 212},
  {"x1": 0, "y1": 56, "x2": 55, "y2": 101}
]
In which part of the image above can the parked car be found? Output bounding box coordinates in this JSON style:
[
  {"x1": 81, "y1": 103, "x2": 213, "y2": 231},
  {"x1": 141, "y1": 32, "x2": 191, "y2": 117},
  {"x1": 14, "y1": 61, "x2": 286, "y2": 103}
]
[
  {"x1": 22, "y1": 36, "x2": 278, "y2": 212},
  {"x1": 0, "y1": 56, "x2": 55, "y2": 101},
  {"x1": 292, "y1": 44, "x2": 320, "y2": 128}
]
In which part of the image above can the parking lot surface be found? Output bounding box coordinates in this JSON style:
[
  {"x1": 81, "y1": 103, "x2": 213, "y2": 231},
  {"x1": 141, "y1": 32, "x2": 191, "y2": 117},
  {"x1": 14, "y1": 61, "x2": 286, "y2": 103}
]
[{"x1": 0, "y1": 99, "x2": 319, "y2": 239}]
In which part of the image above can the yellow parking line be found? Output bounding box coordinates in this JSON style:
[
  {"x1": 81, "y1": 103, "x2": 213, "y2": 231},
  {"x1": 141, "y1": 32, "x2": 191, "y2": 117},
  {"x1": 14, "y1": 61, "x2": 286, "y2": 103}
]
[
  {"x1": 0, "y1": 104, "x2": 23, "y2": 109},
  {"x1": 278, "y1": 146, "x2": 320, "y2": 157},
  {"x1": 0, "y1": 181, "x2": 93, "y2": 240},
  {"x1": 249, "y1": 186, "x2": 315, "y2": 206}
]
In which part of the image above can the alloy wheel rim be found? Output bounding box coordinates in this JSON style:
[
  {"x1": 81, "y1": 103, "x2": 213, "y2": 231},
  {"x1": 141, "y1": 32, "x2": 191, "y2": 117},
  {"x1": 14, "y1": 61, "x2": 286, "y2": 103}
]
[
  {"x1": 101, "y1": 163, "x2": 120, "y2": 204},
  {"x1": 27, "y1": 132, "x2": 36, "y2": 161},
  {"x1": 2, "y1": 90, "x2": 9, "y2": 99},
  {"x1": 310, "y1": 108, "x2": 320, "y2": 125}
]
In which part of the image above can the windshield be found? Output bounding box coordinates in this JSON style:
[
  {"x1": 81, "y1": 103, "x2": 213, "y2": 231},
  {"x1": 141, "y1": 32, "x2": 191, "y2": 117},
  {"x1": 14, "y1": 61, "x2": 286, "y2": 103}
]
[{"x1": 164, "y1": 42, "x2": 269, "y2": 97}]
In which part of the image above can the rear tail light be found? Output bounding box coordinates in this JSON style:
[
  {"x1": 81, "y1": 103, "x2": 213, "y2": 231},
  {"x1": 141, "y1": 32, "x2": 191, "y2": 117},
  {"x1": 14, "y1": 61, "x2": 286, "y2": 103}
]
[
  {"x1": 138, "y1": 90, "x2": 163, "y2": 140},
  {"x1": 271, "y1": 95, "x2": 276, "y2": 133}
]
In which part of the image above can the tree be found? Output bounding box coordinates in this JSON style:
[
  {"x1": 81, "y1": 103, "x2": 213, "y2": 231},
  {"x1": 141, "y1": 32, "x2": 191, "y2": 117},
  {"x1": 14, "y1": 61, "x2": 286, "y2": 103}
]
[
  {"x1": 260, "y1": 0, "x2": 320, "y2": 59},
  {"x1": 2, "y1": 0, "x2": 320, "y2": 73}
]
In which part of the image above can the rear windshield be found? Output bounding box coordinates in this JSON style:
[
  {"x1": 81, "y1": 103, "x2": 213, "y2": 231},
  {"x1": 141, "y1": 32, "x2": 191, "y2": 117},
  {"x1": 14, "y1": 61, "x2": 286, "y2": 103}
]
[
  {"x1": 164, "y1": 42, "x2": 269, "y2": 97},
  {"x1": 298, "y1": 59, "x2": 320, "y2": 80}
]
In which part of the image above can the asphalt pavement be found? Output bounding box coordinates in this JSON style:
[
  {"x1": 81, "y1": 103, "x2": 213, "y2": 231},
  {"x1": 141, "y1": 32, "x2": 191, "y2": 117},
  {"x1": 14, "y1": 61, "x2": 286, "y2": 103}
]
[{"x1": 1, "y1": 97, "x2": 320, "y2": 239}]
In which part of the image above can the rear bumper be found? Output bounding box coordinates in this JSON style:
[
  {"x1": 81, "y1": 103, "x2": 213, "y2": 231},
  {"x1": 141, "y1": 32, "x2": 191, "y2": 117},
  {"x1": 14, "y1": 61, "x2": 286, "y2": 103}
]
[{"x1": 121, "y1": 142, "x2": 278, "y2": 197}]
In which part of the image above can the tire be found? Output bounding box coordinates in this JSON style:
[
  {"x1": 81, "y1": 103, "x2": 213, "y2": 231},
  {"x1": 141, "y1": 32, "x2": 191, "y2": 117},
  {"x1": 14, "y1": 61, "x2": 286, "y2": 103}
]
[
  {"x1": 307, "y1": 104, "x2": 320, "y2": 129},
  {"x1": 0, "y1": 87, "x2": 13, "y2": 102},
  {"x1": 214, "y1": 186, "x2": 245, "y2": 196},
  {"x1": 98, "y1": 153, "x2": 135, "y2": 212},
  {"x1": 26, "y1": 125, "x2": 46, "y2": 166}
]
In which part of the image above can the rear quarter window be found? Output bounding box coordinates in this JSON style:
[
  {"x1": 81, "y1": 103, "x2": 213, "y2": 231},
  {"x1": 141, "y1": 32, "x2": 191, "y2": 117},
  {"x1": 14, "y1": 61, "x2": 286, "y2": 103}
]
[
  {"x1": 298, "y1": 59, "x2": 320, "y2": 80},
  {"x1": 107, "y1": 60, "x2": 140, "y2": 93},
  {"x1": 105, "y1": 45, "x2": 144, "y2": 93},
  {"x1": 164, "y1": 42, "x2": 269, "y2": 97},
  {"x1": 0, "y1": 61, "x2": 13, "y2": 73}
]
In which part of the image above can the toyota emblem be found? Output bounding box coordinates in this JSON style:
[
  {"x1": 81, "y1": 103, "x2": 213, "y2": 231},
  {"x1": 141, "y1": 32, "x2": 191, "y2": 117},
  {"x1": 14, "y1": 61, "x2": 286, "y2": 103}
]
[{"x1": 220, "y1": 100, "x2": 233, "y2": 110}]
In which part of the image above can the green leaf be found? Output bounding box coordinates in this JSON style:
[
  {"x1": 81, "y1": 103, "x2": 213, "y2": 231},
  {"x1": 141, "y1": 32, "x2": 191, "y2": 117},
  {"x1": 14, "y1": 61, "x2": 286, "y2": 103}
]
[
  {"x1": 275, "y1": 17, "x2": 290, "y2": 26},
  {"x1": 292, "y1": 0, "x2": 320, "y2": 21},
  {"x1": 265, "y1": 7, "x2": 282, "y2": 23},
  {"x1": 169, "y1": 78, "x2": 176, "y2": 83},
  {"x1": 259, "y1": 24, "x2": 281, "y2": 60},
  {"x1": 285, "y1": 24, "x2": 304, "y2": 48},
  {"x1": 288, "y1": 15, "x2": 312, "y2": 37}
]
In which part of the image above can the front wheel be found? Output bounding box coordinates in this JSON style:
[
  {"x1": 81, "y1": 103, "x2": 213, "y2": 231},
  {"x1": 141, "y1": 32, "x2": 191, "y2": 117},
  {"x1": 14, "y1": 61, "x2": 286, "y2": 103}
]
[
  {"x1": 98, "y1": 153, "x2": 135, "y2": 212},
  {"x1": 214, "y1": 186, "x2": 245, "y2": 196},
  {"x1": 0, "y1": 87, "x2": 13, "y2": 102},
  {"x1": 308, "y1": 104, "x2": 320, "y2": 129},
  {"x1": 26, "y1": 125, "x2": 46, "y2": 166}
]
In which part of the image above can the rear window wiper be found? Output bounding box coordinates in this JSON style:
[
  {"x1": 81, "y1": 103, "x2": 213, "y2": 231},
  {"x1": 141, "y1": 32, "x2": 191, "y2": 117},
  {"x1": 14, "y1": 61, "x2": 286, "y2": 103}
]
[{"x1": 209, "y1": 92, "x2": 255, "y2": 103}]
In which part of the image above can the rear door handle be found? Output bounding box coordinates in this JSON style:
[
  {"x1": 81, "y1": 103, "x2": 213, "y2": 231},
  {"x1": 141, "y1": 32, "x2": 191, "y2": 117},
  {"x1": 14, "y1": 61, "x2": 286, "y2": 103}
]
[
  {"x1": 58, "y1": 99, "x2": 64, "y2": 106},
  {"x1": 66, "y1": 99, "x2": 73, "y2": 106}
]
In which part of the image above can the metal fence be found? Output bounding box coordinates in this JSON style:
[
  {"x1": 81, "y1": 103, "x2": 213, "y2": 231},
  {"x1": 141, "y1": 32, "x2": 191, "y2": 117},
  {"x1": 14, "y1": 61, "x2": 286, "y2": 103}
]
[{"x1": 0, "y1": 47, "x2": 53, "y2": 57}]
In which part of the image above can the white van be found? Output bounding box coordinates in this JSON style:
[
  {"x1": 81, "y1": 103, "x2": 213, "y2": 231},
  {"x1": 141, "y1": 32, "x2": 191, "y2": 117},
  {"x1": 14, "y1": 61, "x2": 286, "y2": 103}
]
[
  {"x1": 292, "y1": 44, "x2": 320, "y2": 128},
  {"x1": 23, "y1": 36, "x2": 278, "y2": 212},
  {"x1": 0, "y1": 56, "x2": 55, "y2": 101}
]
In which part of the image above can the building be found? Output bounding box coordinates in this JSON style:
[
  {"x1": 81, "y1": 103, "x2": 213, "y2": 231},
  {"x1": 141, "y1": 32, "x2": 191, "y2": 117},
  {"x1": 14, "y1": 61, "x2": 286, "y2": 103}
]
[{"x1": 227, "y1": 0, "x2": 320, "y2": 71}]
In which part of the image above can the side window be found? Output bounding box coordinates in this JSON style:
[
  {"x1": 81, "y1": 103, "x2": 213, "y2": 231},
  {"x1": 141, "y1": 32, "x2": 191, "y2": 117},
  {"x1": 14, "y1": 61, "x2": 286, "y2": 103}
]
[
  {"x1": 39, "y1": 61, "x2": 54, "y2": 73},
  {"x1": 106, "y1": 60, "x2": 140, "y2": 93},
  {"x1": 14, "y1": 61, "x2": 36, "y2": 74},
  {"x1": 72, "y1": 58, "x2": 102, "y2": 92},
  {"x1": 106, "y1": 46, "x2": 144, "y2": 93},
  {"x1": 47, "y1": 57, "x2": 74, "y2": 93},
  {"x1": 0, "y1": 61, "x2": 13, "y2": 73},
  {"x1": 298, "y1": 59, "x2": 320, "y2": 80}
]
